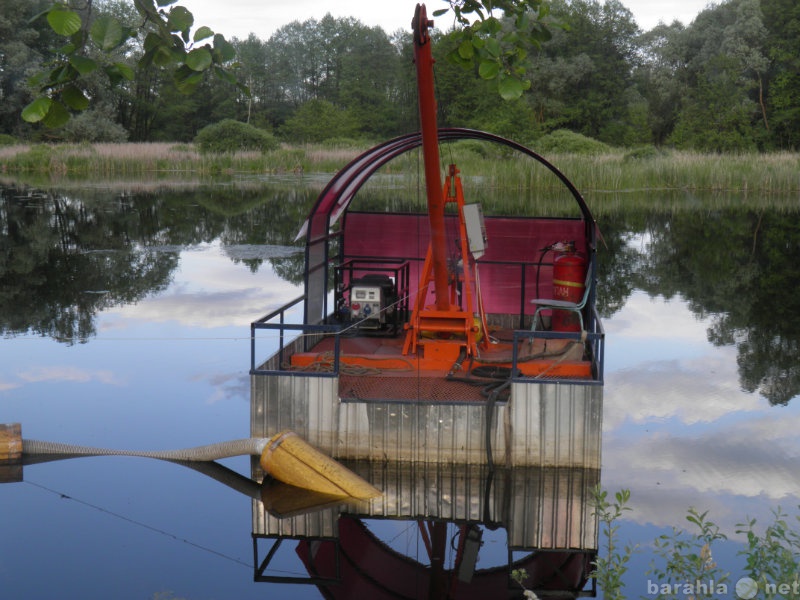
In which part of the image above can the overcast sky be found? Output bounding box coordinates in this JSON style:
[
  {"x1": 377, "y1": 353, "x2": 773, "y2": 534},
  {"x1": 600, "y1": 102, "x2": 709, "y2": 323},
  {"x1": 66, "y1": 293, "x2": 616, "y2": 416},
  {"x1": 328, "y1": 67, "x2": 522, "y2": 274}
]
[{"x1": 186, "y1": 0, "x2": 713, "y2": 40}]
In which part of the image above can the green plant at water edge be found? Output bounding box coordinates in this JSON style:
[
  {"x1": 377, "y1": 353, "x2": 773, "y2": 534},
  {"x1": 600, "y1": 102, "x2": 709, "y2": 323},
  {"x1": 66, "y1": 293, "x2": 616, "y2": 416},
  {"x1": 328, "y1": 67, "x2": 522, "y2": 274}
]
[
  {"x1": 586, "y1": 491, "x2": 800, "y2": 599},
  {"x1": 591, "y1": 487, "x2": 635, "y2": 600},
  {"x1": 510, "y1": 568, "x2": 540, "y2": 599},
  {"x1": 737, "y1": 507, "x2": 800, "y2": 599},
  {"x1": 647, "y1": 507, "x2": 729, "y2": 599}
]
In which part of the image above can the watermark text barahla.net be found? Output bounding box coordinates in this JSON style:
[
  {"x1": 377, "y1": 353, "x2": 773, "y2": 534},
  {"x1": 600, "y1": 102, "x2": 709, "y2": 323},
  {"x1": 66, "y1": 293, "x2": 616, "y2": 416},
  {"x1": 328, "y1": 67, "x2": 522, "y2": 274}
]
[{"x1": 647, "y1": 577, "x2": 800, "y2": 599}]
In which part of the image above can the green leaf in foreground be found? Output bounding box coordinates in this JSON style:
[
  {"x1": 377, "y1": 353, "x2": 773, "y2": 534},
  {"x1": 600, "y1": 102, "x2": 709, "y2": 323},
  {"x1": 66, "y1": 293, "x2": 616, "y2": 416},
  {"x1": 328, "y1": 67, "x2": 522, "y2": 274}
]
[
  {"x1": 90, "y1": 15, "x2": 125, "y2": 51},
  {"x1": 167, "y1": 5, "x2": 193, "y2": 34},
  {"x1": 186, "y1": 47, "x2": 212, "y2": 71},
  {"x1": 69, "y1": 55, "x2": 98, "y2": 76},
  {"x1": 41, "y1": 100, "x2": 70, "y2": 128},
  {"x1": 21, "y1": 97, "x2": 53, "y2": 123},
  {"x1": 194, "y1": 26, "x2": 214, "y2": 42},
  {"x1": 62, "y1": 85, "x2": 90, "y2": 111},
  {"x1": 478, "y1": 58, "x2": 500, "y2": 80},
  {"x1": 47, "y1": 7, "x2": 81, "y2": 36},
  {"x1": 104, "y1": 63, "x2": 136, "y2": 86},
  {"x1": 213, "y1": 34, "x2": 237, "y2": 62},
  {"x1": 173, "y1": 65, "x2": 203, "y2": 94},
  {"x1": 498, "y1": 75, "x2": 528, "y2": 100}
]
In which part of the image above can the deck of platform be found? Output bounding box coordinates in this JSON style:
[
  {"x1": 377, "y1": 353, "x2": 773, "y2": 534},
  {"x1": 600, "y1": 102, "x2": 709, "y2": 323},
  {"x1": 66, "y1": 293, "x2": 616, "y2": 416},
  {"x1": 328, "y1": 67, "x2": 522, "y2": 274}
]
[{"x1": 287, "y1": 326, "x2": 592, "y2": 403}]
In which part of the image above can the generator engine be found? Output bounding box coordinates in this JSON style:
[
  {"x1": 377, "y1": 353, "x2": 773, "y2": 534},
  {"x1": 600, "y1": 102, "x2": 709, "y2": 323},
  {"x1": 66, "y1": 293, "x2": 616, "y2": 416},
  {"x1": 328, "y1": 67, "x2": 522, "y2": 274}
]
[{"x1": 349, "y1": 274, "x2": 397, "y2": 330}]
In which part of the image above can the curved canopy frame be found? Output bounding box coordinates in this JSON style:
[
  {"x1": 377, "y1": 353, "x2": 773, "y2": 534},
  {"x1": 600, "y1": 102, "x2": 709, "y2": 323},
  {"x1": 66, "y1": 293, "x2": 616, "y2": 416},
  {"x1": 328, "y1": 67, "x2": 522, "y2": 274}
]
[
  {"x1": 298, "y1": 127, "x2": 595, "y2": 242},
  {"x1": 301, "y1": 128, "x2": 597, "y2": 327}
]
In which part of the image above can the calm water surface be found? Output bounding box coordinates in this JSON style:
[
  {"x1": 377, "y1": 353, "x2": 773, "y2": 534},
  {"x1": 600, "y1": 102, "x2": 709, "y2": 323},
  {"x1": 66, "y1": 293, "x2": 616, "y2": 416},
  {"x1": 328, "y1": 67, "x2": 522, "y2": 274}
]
[{"x1": 1, "y1": 181, "x2": 799, "y2": 599}]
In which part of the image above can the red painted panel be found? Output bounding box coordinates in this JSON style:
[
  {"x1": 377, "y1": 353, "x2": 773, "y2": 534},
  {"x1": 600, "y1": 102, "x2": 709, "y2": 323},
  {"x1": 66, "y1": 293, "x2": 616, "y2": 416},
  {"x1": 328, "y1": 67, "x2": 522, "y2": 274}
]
[{"x1": 341, "y1": 212, "x2": 587, "y2": 315}]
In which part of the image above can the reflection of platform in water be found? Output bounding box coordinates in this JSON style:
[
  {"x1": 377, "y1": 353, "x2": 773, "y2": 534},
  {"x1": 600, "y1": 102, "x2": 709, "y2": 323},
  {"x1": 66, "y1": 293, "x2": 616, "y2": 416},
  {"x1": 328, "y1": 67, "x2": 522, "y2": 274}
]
[{"x1": 252, "y1": 462, "x2": 599, "y2": 599}]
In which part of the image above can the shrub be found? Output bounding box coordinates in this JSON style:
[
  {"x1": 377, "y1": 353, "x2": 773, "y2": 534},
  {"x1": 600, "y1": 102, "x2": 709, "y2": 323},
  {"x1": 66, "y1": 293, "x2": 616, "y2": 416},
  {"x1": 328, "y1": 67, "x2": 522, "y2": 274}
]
[
  {"x1": 623, "y1": 145, "x2": 667, "y2": 161},
  {"x1": 194, "y1": 119, "x2": 279, "y2": 154},
  {"x1": 533, "y1": 129, "x2": 611, "y2": 155},
  {"x1": 60, "y1": 111, "x2": 128, "y2": 143},
  {"x1": 0, "y1": 134, "x2": 18, "y2": 147}
]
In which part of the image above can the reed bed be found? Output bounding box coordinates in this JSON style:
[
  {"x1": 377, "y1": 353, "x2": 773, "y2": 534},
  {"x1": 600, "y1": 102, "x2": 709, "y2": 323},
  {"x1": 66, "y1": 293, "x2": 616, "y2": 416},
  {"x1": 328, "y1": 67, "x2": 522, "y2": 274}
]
[
  {"x1": 2, "y1": 142, "x2": 798, "y2": 203},
  {"x1": 538, "y1": 151, "x2": 800, "y2": 195}
]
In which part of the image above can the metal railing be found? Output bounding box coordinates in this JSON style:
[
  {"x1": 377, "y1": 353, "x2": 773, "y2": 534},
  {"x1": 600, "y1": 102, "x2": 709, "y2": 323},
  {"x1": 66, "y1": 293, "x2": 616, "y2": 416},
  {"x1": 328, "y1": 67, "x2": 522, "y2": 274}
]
[
  {"x1": 250, "y1": 295, "x2": 342, "y2": 376},
  {"x1": 510, "y1": 306, "x2": 605, "y2": 384},
  {"x1": 251, "y1": 296, "x2": 604, "y2": 384}
]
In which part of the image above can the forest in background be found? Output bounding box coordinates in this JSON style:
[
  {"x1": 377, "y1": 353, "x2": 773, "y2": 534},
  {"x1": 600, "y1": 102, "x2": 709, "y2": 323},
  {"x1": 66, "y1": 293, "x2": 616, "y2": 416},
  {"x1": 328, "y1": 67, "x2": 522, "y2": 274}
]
[{"x1": 1, "y1": 0, "x2": 798, "y2": 152}]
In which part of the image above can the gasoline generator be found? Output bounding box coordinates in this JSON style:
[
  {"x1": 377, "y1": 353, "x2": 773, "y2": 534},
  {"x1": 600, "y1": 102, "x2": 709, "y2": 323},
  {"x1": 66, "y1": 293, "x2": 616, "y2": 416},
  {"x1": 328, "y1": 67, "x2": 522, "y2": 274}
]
[{"x1": 349, "y1": 274, "x2": 397, "y2": 331}]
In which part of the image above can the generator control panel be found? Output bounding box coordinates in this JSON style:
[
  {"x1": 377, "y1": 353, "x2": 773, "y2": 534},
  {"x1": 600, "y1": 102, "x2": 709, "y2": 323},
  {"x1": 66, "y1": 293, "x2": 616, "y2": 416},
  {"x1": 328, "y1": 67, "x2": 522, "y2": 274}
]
[{"x1": 349, "y1": 274, "x2": 397, "y2": 330}]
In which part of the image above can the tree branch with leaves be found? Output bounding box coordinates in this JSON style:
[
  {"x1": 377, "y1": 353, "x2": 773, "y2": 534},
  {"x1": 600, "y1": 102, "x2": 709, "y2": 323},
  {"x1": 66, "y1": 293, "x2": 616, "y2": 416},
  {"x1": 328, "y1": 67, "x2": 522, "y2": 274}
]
[
  {"x1": 24, "y1": 0, "x2": 550, "y2": 128},
  {"x1": 23, "y1": 0, "x2": 245, "y2": 127},
  {"x1": 434, "y1": 0, "x2": 554, "y2": 99}
]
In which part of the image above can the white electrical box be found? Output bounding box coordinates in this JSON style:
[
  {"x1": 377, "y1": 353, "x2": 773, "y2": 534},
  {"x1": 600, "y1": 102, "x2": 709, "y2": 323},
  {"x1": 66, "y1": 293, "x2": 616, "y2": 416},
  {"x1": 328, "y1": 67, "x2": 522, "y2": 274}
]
[
  {"x1": 463, "y1": 203, "x2": 487, "y2": 259},
  {"x1": 349, "y1": 274, "x2": 397, "y2": 330},
  {"x1": 350, "y1": 284, "x2": 385, "y2": 327}
]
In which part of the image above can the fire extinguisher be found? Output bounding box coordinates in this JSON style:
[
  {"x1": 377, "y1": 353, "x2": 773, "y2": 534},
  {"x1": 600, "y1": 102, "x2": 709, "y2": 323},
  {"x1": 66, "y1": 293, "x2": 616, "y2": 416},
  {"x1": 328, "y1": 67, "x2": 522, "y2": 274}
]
[{"x1": 552, "y1": 242, "x2": 586, "y2": 332}]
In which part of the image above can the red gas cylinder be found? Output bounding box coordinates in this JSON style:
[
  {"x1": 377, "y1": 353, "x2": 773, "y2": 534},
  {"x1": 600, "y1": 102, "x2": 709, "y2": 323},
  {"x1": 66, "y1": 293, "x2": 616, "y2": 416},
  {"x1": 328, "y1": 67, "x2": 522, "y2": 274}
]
[{"x1": 552, "y1": 250, "x2": 586, "y2": 331}]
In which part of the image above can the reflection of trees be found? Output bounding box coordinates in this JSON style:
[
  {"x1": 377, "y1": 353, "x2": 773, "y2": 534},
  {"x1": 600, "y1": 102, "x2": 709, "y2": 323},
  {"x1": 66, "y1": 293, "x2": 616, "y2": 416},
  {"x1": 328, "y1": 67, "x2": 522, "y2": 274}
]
[
  {"x1": 216, "y1": 188, "x2": 310, "y2": 281},
  {"x1": 0, "y1": 184, "x2": 313, "y2": 343},
  {"x1": 6, "y1": 179, "x2": 797, "y2": 404},
  {"x1": 601, "y1": 208, "x2": 800, "y2": 406}
]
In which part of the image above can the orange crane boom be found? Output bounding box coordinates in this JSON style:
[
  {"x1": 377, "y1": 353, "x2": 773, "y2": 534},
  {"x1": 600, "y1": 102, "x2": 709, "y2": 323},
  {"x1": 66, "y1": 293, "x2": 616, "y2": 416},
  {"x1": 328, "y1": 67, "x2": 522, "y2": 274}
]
[{"x1": 412, "y1": 4, "x2": 450, "y2": 312}]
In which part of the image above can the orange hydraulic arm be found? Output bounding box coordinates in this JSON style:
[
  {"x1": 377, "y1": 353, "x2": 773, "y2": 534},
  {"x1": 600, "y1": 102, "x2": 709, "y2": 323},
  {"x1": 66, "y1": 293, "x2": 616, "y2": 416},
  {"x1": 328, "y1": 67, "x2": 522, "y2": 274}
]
[
  {"x1": 412, "y1": 3, "x2": 450, "y2": 312},
  {"x1": 403, "y1": 4, "x2": 488, "y2": 359}
]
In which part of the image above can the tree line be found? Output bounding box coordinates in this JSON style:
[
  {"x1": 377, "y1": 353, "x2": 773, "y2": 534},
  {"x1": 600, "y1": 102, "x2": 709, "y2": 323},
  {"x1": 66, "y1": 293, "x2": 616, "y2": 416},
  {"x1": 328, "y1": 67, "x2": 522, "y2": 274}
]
[{"x1": 1, "y1": 0, "x2": 798, "y2": 151}]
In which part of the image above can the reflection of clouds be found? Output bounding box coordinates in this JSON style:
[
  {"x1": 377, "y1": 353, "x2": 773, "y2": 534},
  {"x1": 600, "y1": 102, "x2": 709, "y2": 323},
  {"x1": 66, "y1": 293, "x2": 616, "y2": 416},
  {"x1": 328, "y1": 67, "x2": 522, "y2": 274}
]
[
  {"x1": 600, "y1": 398, "x2": 800, "y2": 534},
  {"x1": 113, "y1": 286, "x2": 292, "y2": 328},
  {"x1": 602, "y1": 426, "x2": 800, "y2": 534},
  {"x1": 109, "y1": 243, "x2": 301, "y2": 328},
  {"x1": 16, "y1": 366, "x2": 123, "y2": 385},
  {"x1": 605, "y1": 353, "x2": 757, "y2": 428},
  {"x1": 606, "y1": 424, "x2": 800, "y2": 497},
  {"x1": 604, "y1": 291, "x2": 709, "y2": 342},
  {"x1": 602, "y1": 291, "x2": 800, "y2": 534},
  {"x1": 0, "y1": 379, "x2": 21, "y2": 391},
  {"x1": 193, "y1": 371, "x2": 250, "y2": 405}
]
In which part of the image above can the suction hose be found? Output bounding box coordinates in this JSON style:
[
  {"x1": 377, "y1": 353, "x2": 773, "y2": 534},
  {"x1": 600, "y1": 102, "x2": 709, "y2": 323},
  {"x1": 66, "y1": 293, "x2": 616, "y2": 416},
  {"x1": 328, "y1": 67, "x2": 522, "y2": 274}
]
[
  {"x1": 22, "y1": 437, "x2": 266, "y2": 462},
  {"x1": 2, "y1": 424, "x2": 381, "y2": 500}
]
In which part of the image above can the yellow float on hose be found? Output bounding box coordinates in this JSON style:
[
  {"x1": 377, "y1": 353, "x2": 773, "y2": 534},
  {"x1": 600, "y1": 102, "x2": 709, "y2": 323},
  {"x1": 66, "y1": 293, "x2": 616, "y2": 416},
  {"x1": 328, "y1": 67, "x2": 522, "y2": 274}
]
[{"x1": 259, "y1": 430, "x2": 382, "y2": 500}]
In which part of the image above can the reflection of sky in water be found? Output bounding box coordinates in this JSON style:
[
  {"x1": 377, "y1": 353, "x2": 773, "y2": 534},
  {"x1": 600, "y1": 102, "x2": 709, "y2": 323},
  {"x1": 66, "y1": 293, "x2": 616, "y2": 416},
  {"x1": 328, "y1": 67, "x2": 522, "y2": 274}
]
[
  {"x1": 2, "y1": 240, "x2": 799, "y2": 598},
  {"x1": 603, "y1": 290, "x2": 800, "y2": 595}
]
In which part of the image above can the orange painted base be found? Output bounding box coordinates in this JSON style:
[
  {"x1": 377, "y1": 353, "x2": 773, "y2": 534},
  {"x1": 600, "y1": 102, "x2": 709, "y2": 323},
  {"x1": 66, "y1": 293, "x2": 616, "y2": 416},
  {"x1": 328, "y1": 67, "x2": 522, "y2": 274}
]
[{"x1": 289, "y1": 333, "x2": 592, "y2": 383}]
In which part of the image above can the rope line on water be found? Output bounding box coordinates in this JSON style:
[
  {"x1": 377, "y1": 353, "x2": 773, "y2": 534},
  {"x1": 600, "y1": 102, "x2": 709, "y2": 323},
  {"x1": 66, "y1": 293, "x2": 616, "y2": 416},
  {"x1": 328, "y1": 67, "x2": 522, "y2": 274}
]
[{"x1": 25, "y1": 479, "x2": 252, "y2": 568}]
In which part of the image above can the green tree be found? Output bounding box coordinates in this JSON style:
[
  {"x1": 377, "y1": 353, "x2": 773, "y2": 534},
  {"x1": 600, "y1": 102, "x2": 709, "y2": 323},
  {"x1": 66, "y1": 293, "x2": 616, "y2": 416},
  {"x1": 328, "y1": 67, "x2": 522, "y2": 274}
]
[
  {"x1": 670, "y1": 54, "x2": 759, "y2": 151},
  {"x1": 633, "y1": 21, "x2": 688, "y2": 146},
  {"x1": 0, "y1": 0, "x2": 58, "y2": 137},
  {"x1": 279, "y1": 99, "x2": 359, "y2": 142},
  {"x1": 761, "y1": 0, "x2": 800, "y2": 149},
  {"x1": 527, "y1": 0, "x2": 641, "y2": 144},
  {"x1": 667, "y1": 0, "x2": 767, "y2": 151},
  {"x1": 261, "y1": 15, "x2": 405, "y2": 138},
  {"x1": 194, "y1": 118, "x2": 278, "y2": 153},
  {"x1": 231, "y1": 34, "x2": 270, "y2": 127}
]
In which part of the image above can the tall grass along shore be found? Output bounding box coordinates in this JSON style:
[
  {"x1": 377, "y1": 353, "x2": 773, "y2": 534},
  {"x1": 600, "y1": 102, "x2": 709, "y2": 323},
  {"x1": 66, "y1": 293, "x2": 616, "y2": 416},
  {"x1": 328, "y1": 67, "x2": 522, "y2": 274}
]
[{"x1": 1, "y1": 141, "x2": 798, "y2": 202}]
